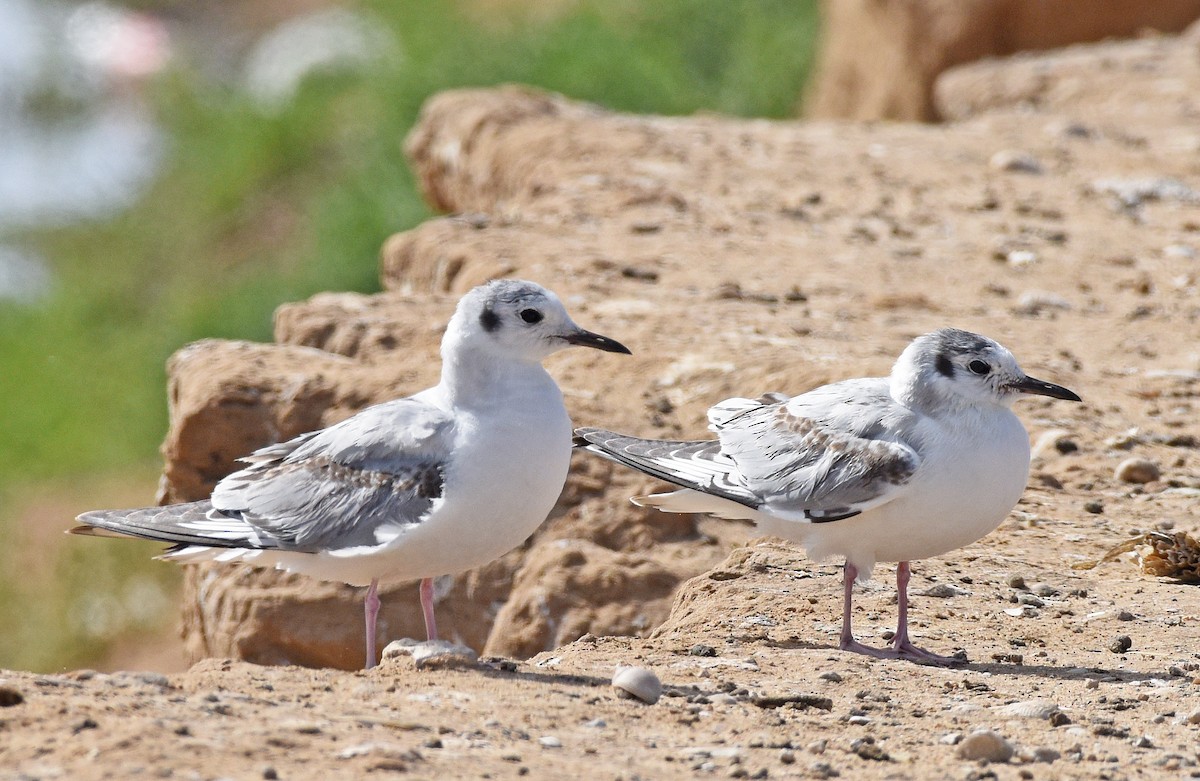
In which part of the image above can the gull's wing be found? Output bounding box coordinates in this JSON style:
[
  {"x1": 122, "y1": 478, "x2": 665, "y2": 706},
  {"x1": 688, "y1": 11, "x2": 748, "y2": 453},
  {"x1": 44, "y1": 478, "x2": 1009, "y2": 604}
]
[
  {"x1": 75, "y1": 397, "x2": 455, "y2": 552},
  {"x1": 573, "y1": 429, "x2": 761, "y2": 509},
  {"x1": 707, "y1": 379, "x2": 919, "y2": 522}
]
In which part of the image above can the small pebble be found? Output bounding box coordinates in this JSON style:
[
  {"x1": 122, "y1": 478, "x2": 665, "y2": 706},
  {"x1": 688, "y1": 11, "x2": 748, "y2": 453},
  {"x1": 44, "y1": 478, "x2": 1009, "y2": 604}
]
[
  {"x1": 1115, "y1": 457, "x2": 1160, "y2": 484},
  {"x1": 1017, "y1": 593, "x2": 1045, "y2": 608},
  {"x1": 1132, "y1": 735, "x2": 1153, "y2": 749},
  {"x1": 1083, "y1": 500, "x2": 1104, "y2": 514},
  {"x1": 779, "y1": 749, "x2": 795, "y2": 764},
  {"x1": 539, "y1": 736, "x2": 562, "y2": 749},
  {"x1": 1110, "y1": 635, "x2": 1133, "y2": 654},
  {"x1": 818, "y1": 672, "x2": 843, "y2": 683},
  {"x1": 990, "y1": 150, "x2": 1044, "y2": 174},
  {"x1": 612, "y1": 666, "x2": 661, "y2": 704},
  {"x1": 1117, "y1": 610, "x2": 1135, "y2": 621},
  {"x1": 1007, "y1": 575, "x2": 1027, "y2": 590},
  {"x1": 996, "y1": 699, "x2": 1061, "y2": 720},
  {"x1": 1014, "y1": 291, "x2": 1071, "y2": 316},
  {"x1": 1032, "y1": 583, "x2": 1060, "y2": 597},
  {"x1": 1032, "y1": 747, "x2": 1061, "y2": 763},
  {"x1": 1183, "y1": 709, "x2": 1200, "y2": 725},
  {"x1": 957, "y1": 730, "x2": 1014, "y2": 763},
  {"x1": 689, "y1": 644, "x2": 718, "y2": 657}
]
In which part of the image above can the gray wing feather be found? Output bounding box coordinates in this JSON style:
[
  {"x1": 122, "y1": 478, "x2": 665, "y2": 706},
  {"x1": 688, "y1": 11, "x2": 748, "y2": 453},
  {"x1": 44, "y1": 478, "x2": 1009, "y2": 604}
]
[
  {"x1": 573, "y1": 428, "x2": 761, "y2": 508},
  {"x1": 75, "y1": 397, "x2": 454, "y2": 552},
  {"x1": 708, "y1": 380, "x2": 919, "y2": 521},
  {"x1": 210, "y1": 397, "x2": 453, "y2": 549}
]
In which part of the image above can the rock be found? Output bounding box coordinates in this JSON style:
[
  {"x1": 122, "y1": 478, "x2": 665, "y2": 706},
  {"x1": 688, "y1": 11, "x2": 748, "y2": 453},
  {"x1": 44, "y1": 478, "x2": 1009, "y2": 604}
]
[
  {"x1": 1013, "y1": 291, "x2": 1072, "y2": 316},
  {"x1": 1115, "y1": 457, "x2": 1161, "y2": 484},
  {"x1": 990, "y1": 150, "x2": 1043, "y2": 174},
  {"x1": 808, "y1": 0, "x2": 1200, "y2": 121},
  {"x1": 1031, "y1": 429, "x2": 1074, "y2": 459},
  {"x1": 0, "y1": 686, "x2": 24, "y2": 707},
  {"x1": 956, "y1": 730, "x2": 1015, "y2": 763},
  {"x1": 996, "y1": 699, "x2": 1062, "y2": 720},
  {"x1": 1110, "y1": 635, "x2": 1133, "y2": 654},
  {"x1": 612, "y1": 666, "x2": 662, "y2": 704},
  {"x1": 382, "y1": 639, "x2": 479, "y2": 669}
]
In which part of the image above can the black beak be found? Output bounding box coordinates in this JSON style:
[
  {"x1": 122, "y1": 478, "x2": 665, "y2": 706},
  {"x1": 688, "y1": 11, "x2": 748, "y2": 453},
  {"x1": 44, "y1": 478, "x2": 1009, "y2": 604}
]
[
  {"x1": 562, "y1": 328, "x2": 632, "y2": 355},
  {"x1": 1009, "y1": 374, "x2": 1081, "y2": 402}
]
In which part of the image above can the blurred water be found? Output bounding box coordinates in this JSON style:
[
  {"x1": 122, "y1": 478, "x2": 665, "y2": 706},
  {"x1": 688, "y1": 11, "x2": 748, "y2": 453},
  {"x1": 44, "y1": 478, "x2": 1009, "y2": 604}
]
[{"x1": 0, "y1": 0, "x2": 168, "y2": 301}]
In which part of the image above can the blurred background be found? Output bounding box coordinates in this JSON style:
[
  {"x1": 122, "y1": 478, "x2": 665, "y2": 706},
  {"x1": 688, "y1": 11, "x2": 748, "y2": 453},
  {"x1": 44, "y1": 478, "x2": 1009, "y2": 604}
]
[{"x1": 0, "y1": 0, "x2": 820, "y2": 672}]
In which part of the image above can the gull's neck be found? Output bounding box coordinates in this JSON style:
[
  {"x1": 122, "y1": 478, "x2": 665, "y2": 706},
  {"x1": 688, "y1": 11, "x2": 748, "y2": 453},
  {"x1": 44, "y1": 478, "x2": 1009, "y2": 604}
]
[{"x1": 437, "y1": 338, "x2": 555, "y2": 411}]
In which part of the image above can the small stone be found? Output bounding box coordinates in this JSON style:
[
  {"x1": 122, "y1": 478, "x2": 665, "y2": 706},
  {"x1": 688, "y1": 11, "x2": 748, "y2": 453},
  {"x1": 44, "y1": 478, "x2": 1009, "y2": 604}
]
[
  {"x1": 996, "y1": 699, "x2": 1061, "y2": 720},
  {"x1": 1117, "y1": 610, "x2": 1135, "y2": 621},
  {"x1": 1183, "y1": 708, "x2": 1200, "y2": 725},
  {"x1": 612, "y1": 666, "x2": 661, "y2": 704},
  {"x1": 1115, "y1": 458, "x2": 1160, "y2": 484},
  {"x1": 539, "y1": 736, "x2": 562, "y2": 748},
  {"x1": 1032, "y1": 747, "x2": 1061, "y2": 763},
  {"x1": 1006, "y1": 575, "x2": 1028, "y2": 590},
  {"x1": 1083, "y1": 500, "x2": 1104, "y2": 514},
  {"x1": 262, "y1": 767, "x2": 278, "y2": 780},
  {"x1": 382, "y1": 639, "x2": 478, "y2": 670},
  {"x1": 583, "y1": 718, "x2": 606, "y2": 728},
  {"x1": 940, "y1": 732, "x2": 963, "y2": 745},
  {"x1": 689, "y1": 644, "x2": 718, "y2": 657},
  {"x1": 1032, "y1": 430, "x2": 1076, "y2": 458},
  {"x1": 1007, "y1": 249, "x2": 1039, "y2": 267},
  {"x1": 818, "y1": 672, "x2": 843, "y2": 683},
  {"x1": 1014, "y1": 291, "x2": 1071, "y2": 316},
  {"x1": 1110, "y1": 635, "x2": 1133, "y2": 654},
  {"x1": 1017, "y1": 593, "x2": 1045, "y2": 608},
  {"x1": 957, "y1": 730, "x2": 1014, "y2": 763},
  {"x1": 849, "y1": 737, "x2": 889, "y2": 761},
  {"x1": 990, "y1": 150, "x2": 1044, "y2": 174},
  {"x1": 779, "y1": 749, "x2": 795, "y2": 764},
  {"x1": 1132, "y1": 735, "x2": 1153, "y2": 749}
]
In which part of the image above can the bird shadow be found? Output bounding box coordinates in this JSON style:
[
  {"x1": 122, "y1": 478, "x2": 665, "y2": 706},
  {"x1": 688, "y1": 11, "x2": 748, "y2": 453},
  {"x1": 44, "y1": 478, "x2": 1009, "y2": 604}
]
[{"x1": 753, "y1": 638, "x2": 1171, "y2": 682}]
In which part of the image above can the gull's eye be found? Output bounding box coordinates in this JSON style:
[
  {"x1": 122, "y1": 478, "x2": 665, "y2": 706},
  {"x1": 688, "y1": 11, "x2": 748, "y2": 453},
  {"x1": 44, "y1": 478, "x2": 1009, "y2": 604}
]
[
  {"x1": 519, "y1": 308, "x2": 543, "y2": 324},
  {"x1": 968, "y1": 359, "x2": 990, "y2": 375}
]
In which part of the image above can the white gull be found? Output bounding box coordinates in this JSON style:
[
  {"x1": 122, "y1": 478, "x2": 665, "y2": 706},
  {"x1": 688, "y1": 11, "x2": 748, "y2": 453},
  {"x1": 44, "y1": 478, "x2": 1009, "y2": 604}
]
[
  {"x1": 575, "y1": 328, "x2": 1079, "y2": 664},
  {"x1": 74, "y1": 279, "x2": 630, "y2": 668}
]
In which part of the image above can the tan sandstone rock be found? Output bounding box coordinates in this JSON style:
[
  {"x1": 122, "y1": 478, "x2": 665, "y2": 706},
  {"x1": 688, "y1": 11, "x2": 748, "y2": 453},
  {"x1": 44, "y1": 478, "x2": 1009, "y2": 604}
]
[{"x1": 806, "y1": 0, "x2": 1200, "y2": 121}]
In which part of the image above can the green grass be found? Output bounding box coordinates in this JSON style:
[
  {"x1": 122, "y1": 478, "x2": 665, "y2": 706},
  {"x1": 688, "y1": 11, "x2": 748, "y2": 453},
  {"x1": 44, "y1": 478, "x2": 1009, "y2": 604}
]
[{"x1": 0, "y1": 0, "x2": 820, "y2": 671}]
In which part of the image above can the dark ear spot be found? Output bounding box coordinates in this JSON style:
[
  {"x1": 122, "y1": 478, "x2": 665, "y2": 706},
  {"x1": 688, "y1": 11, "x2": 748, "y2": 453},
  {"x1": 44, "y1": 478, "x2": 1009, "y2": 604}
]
[
  {"x1": 479, "y1": 306, "x2": 500, "y2": 333},
  {"x1": 935, "y1": 354, "x2": 954, "y2": 378}
]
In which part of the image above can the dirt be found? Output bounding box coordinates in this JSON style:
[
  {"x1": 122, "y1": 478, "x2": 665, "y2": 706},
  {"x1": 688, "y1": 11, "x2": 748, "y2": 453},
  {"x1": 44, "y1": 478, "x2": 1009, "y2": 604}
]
[{"x1": 5, "y1": 21, "x2": 1200, "y2": 781}]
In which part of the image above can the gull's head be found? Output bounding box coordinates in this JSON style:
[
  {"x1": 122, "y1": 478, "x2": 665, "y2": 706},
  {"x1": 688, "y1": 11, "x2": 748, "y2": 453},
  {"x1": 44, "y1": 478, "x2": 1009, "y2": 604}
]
[
  {"x1": 891, "y1": 328, "x2": 1081, "y2": 412},
  {"x1": 447, "y1": 279, "x2": 631, "y2": 362}
]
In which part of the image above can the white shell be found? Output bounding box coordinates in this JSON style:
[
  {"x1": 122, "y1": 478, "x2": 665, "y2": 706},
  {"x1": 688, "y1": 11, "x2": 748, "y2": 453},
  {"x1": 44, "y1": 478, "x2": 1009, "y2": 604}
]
[{"x1": 612, "y1": 665, "x2": 662, "y2": 704}]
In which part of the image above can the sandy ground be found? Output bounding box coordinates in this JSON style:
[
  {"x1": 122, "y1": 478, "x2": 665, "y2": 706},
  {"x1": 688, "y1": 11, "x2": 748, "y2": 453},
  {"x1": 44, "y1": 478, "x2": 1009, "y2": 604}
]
[{"x1": 5, "y1": 24, "x2": 1200, "y2": 781}]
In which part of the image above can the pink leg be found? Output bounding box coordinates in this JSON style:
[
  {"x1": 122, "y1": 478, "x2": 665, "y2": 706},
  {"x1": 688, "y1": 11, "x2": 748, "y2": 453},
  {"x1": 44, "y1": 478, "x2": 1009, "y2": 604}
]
[
  {"x1": 364, "y1": 578, "x2": 381, "y2": 670},
  {"x1": 419, "y1": 577, "x2": 439, "y2": 641},
  {"x1": 890, "y1": 562, "x2": 963, "y2": 666},
  {"x1": 837, "y1": 562, "x2": 896, "y2": 659}
]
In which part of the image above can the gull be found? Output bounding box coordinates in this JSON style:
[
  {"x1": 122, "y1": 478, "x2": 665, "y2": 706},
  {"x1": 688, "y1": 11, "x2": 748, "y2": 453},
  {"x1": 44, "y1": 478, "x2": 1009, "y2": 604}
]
[
  {"x1": 575, "y1": 328, "x2": 1079, "y2": 664},
  {"x1": 73, "y1": 279, "x2": 630, "y2": 669}
]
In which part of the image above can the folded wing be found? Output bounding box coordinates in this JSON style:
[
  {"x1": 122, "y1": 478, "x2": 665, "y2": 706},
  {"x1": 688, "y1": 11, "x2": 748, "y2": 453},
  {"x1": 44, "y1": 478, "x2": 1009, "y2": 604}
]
[{"x1": 75, "y1": 397, "x2": 455, "y2": 552}]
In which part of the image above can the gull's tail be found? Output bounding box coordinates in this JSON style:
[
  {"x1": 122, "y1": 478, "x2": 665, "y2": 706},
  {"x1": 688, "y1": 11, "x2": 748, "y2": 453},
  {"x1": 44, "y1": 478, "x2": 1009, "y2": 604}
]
[
  {"x1": 573, "y1": 427, "x2": 761, "y2": 519},
  {"x1": 71, "y1": 501, "x2": 270, "y2": 551}
]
